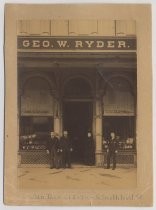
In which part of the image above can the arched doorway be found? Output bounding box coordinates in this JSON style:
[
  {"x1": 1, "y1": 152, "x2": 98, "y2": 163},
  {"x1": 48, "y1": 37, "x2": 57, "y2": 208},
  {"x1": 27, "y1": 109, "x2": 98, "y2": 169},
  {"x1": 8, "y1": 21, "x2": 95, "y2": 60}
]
[{"x1": 63, "y1": 77, "x2": 93, "y2": 163}]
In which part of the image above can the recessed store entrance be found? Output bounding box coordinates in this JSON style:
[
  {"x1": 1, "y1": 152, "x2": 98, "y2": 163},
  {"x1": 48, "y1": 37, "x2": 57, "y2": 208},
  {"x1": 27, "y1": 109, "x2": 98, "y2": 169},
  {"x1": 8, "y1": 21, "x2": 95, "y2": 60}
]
[{"x1": 63, "y1": 101, "x2": 93, "y2": 163}]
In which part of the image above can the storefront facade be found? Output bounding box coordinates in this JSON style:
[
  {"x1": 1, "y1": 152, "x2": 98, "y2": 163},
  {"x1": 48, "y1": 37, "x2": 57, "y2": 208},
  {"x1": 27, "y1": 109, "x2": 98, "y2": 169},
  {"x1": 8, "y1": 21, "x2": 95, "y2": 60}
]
[{"x1": 18, "y1": 20, "x2": 137, "y2": 166}]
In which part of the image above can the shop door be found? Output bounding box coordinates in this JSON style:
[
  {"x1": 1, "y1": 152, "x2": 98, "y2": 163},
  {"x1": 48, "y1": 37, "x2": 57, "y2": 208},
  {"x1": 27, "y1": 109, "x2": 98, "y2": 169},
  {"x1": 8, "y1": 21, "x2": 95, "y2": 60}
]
[{"x1": 63, "y1": 101, "x2": 93, "y2": 163}]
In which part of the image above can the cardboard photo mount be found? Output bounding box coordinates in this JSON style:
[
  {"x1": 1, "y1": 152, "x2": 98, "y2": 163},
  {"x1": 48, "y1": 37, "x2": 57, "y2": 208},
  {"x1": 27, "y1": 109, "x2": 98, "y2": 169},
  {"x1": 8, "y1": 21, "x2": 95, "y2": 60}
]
[{"x1": 4, "y1": 4, "x2": 153, "y2": 206}]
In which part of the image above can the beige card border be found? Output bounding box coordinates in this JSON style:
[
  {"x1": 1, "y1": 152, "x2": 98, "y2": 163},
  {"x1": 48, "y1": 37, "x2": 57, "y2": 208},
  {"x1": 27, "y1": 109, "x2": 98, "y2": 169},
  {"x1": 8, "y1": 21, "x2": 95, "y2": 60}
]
[{"x1": 4, "y1": 4, "x2": 152, "y2": 206}]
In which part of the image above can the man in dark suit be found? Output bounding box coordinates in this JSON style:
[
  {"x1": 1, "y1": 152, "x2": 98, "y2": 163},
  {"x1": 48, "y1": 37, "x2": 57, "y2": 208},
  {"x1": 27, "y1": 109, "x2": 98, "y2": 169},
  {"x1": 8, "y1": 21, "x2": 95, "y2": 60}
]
[
  {"x1": 55, "y1": 133, "x2": 62, "y2": 169},
  {"x1": 60, "y1": 131, "x2": 73, "y2": 168},
  {"x1": 84, "y1": 132, "x2": 95, "y2": 165},
  {"x1": 106, "y1": 132, "x2": 118, "y2": 170},
  {"x1": 47, "y1": 131, "x2": 59, "y2": 169}
]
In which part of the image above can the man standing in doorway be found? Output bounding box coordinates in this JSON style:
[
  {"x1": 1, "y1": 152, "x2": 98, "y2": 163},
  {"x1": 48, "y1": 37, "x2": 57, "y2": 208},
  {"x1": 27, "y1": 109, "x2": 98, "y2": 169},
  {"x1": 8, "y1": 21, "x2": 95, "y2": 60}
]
[
  {"x1": 60, "y1": 131, "x2": 73, "y2": 168},
  {"x1": 47, "y1": 131, "x2": 59, "y2": 169},
  {"x1": 84, "y1": 132, "x2": 95, "y2": 165},
  {"x1": 106, "y1": 132, "x2": 118, "y2": 170}
]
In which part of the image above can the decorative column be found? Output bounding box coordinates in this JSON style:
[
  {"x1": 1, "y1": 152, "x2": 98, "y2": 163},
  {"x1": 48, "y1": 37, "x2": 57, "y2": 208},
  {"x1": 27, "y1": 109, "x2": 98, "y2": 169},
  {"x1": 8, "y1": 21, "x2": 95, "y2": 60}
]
[
  {"x1": 95, "y1": 92, "x2": 104, "y2": 167},
  {"x1": 53, "y1": 68, "x2": 62, "y2": 137},
  {"x1": 54, "y1": 96, "x2": 61, "y2": 135}
]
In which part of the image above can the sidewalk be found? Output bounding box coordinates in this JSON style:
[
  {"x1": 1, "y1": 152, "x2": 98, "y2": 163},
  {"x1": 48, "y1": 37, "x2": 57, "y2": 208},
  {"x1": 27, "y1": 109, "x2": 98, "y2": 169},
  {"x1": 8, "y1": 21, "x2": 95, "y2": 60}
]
[{"x1": 18, "y1": 165, "x2": 137, "y2": 189}]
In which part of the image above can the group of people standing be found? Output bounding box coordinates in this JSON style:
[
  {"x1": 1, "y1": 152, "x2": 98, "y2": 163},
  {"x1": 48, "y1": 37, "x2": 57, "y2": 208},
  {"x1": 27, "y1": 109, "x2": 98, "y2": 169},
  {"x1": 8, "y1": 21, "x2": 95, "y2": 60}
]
[
  {"x1": 46, "y1": 131, "x2": 73, "y2": 169},
  {"x1": 46, "y1": 130, "x2": 118, "y2": 170}
]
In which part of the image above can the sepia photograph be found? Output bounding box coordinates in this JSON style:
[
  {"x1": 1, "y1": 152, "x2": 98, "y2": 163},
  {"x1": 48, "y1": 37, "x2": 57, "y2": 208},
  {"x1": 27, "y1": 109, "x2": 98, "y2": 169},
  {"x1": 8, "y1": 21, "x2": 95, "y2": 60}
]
[
  {"x1": 4, "y1": 4, "x2": 152, "y2": 206},
  {"x1": 17, "y1": 19, "x2": 137, "y2": 190}
]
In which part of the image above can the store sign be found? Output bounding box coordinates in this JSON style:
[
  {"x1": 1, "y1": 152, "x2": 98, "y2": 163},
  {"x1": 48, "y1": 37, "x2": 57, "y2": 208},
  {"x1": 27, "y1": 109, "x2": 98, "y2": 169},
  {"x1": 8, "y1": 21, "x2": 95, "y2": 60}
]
[{"x1": 18, "y1": 36, "x2": 136, "y2": 51}]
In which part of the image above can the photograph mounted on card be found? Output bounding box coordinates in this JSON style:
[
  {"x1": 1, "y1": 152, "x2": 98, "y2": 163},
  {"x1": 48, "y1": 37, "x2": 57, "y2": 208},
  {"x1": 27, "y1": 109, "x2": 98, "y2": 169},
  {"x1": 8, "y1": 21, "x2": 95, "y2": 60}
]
[{"x1": 4, "y1": 4, "x2": 152, "y2": 206}]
